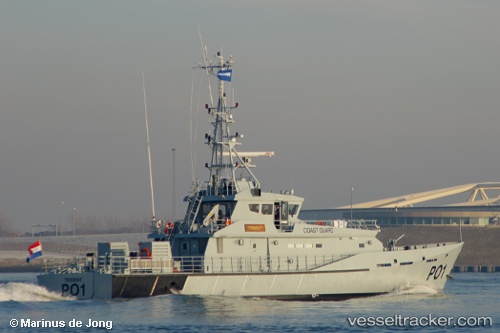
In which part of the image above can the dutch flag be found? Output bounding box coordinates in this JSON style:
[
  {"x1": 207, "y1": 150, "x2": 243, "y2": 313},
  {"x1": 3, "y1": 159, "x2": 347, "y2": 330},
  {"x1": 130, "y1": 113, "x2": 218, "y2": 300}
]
[
  {"x1": 217, "y1": 69, "x2": 232, "y2": 82},
  {"x1": 26, "y1": 240, "x2": 43, "y2": 263}
]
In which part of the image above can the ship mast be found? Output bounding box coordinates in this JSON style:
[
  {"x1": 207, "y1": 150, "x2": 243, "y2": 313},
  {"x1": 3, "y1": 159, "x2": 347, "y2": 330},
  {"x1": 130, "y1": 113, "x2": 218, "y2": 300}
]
[{"x1": 196, "y1": 50, "x2": 261, "y2": 196}]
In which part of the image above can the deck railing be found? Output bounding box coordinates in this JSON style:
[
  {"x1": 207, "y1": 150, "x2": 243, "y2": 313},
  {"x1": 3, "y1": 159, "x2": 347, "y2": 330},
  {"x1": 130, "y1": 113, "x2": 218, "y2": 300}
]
[
  {"x1": 205, "y1": 253, "x2": 352, "y2": 274},
  {"x1": 302, "y1": 219, "x2": 380, "y2": 230},
  {"x1": 40, "y1": 253, "x2": 352, "y2": 275}
]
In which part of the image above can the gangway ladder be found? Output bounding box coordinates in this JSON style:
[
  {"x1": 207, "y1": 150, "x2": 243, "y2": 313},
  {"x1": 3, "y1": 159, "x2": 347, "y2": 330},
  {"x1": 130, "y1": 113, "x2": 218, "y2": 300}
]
[{"x1": 184, "y1": 193, "x2": 202, "y2": 233}]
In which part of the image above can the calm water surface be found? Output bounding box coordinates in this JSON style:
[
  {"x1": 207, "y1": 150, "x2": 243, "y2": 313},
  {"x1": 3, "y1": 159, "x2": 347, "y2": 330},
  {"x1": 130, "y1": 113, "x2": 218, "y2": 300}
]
[{"x1": 0, "y1": 273, "x2": 498, "y2": 332}]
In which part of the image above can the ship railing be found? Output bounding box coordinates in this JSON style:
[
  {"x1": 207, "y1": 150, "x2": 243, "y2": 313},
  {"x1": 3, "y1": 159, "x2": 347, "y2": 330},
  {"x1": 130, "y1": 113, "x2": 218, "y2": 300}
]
[
  {"x1": 127, "y1": 257, "x2": 174, "y2": 273},
  {"x1": 40, "y1": 257, "x2": 95, "y2": 274},
  {"x1": 171, "y1": 256, "x2": 205, "y2": 273},
  {"x1": 196, "y1": 179, "x2": 237, "y2": 197},
  {"x1": 40, "y1": 255, "x2": 176, "y2": 275},
  {"x1": 40, "y1": 253, "x2": 354, "y2": 275},
  {"x1": 303, "y1": 219, "x2": 379, "y2": 231},
  {"x1": 386, "y1": 241, "x2": 457, "y2": 252},
  {"x1": 346, "y1": 219, "x2": 379, "y2": 230},
  {"x1": 202, "y1": 254, "x2": 352, "y2": 274},
  {"x1": 97, "y1": 256, "x2": 175, "y2": 274},
  {"x1": 206, "y1": 181, "x2": 237, "y2": 196}
]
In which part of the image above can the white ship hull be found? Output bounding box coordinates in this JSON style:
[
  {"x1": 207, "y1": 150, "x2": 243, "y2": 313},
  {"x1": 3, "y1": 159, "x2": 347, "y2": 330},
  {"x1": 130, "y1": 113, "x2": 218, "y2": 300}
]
[
  {"x1": 38, "y1": 242, "x2": 462, "y2": 300},
  {"x1": 181, "y1": 242, "x2": 462, "y2": 299}
]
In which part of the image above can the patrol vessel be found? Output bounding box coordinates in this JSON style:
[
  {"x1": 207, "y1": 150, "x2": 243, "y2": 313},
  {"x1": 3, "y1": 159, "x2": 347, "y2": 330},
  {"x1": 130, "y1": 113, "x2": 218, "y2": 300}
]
[{"x1": 38, "y1": 49, "x2": 463, "y2": 300}]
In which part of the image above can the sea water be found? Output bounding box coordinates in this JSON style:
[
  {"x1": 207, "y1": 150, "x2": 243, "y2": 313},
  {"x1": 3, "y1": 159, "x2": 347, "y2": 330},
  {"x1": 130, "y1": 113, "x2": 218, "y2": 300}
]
[{"x1": 0, "y1": 273, "x2": 498, "y2": 332}]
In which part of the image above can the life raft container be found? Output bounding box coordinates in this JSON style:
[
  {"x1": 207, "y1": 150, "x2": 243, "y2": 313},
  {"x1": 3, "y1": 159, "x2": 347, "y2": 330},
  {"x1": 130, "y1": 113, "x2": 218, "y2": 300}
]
[{"x1": 139, "y1": 247, "x2": 152, "y2": 258}]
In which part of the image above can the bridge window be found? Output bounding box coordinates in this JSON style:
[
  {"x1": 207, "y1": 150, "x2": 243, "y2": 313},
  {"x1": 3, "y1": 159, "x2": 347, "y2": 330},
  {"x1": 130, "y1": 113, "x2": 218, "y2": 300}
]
[
  {"x1": 289, "y1": 204, "x2": 299, "y2": 216},
  {"x1": 280, "y1": 202, "x2": 289, "y2": 221},
  {"x1": 262, "y1": 204, "x2": 273, "y2": 215},
  {"x1": 249, "y1": 204, "x2": 259, "y2": 213}
]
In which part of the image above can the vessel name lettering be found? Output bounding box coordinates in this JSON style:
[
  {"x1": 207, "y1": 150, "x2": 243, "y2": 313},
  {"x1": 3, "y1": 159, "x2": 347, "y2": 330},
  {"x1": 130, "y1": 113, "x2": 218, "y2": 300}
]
[
  {"x1": 303, "y1": 227, "x2": 334, "y2": 234},
  {"x1": 62, "y1": 283, "x2": 86, "y2": 297},
  {"x1": 426, "y1": 264, "x2": 447, "y2": 281},
  {"x1": 64, "y1": 277, "x2": 82, "y2": 283}
]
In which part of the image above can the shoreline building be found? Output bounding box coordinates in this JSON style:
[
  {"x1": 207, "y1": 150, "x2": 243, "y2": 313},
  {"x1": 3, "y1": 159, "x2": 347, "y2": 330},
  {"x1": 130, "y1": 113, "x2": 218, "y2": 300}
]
[{"x1": 300, "y1": 183, "x2": 500, "y2": 226}]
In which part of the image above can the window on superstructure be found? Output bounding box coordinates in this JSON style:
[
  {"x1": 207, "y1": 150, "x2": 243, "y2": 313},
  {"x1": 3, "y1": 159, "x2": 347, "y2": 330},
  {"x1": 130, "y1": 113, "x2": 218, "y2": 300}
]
[
  {"x1": 262, "y1": 204, "x2": 273, "y2": 215},
  {"x1": 377, "y1": 263, "x2": 392, "y2": 267},
  {"x1": 281, "y1": 202, "x2": 289, "y2": 221},
  {"x1": 199, "y1": 202, "x2": 235, "y2": 222},
  {"x1": 289, "y1": 204, "x2": 299, "y2": 217},
  {"x1": 249, "y1": 204, "x2": 259, "y2": 213},
  {"x1": 201, "y1": 203, "x2": 212, "y2": 218},
  {"x1": 219, "y1": 204, "x2": 230, "y2": 218}
]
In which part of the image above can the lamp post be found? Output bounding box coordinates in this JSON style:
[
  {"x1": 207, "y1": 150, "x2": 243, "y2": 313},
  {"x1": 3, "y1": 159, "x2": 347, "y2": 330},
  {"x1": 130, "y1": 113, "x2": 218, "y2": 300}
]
[
  {"x1": 72, "y1": 208, "x2": 76, "y2": 236},
  {"x1": 59, "y1": 201, "x2": 64, "y2": 236},
  {"x1": 172, "y1": 148, "x2": 176, "y2": 221},
  {"x1": 350, "y1": 187, "x2": 354, "y2": 221}
]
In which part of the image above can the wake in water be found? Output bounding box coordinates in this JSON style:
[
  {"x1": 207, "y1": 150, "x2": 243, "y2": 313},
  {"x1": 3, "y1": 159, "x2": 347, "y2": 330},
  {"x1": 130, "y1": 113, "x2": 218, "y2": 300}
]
[
  {"x1": 0, "y1": 282, "x2": 74, "y2": 302},
  {"x1": 383, "y1": 285, "x2": 440, "y2": 297}
]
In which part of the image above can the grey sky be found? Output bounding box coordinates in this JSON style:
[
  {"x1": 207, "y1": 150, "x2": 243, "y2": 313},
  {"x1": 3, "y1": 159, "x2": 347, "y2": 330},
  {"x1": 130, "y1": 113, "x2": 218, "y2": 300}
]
[{"x1": 1, "y1": 1, "x2": 499, "y2": 232}]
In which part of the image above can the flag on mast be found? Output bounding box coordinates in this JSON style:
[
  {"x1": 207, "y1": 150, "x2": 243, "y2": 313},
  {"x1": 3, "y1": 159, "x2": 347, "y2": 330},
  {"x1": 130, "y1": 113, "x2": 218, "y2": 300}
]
[
  {"x1": 26, "y1": 240, "x2": 43, "y2": 263},
  {"x1": 217, "y1": 69, "x2": 232, "y2": 82}
]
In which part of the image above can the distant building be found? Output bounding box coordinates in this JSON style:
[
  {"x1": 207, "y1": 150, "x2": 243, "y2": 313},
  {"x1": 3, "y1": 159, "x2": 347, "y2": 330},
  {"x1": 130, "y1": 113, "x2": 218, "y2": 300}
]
[{"x1": 300, "y1": 183, "x2": 500, "y2": 226}]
